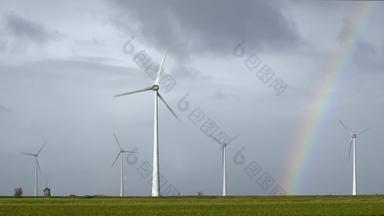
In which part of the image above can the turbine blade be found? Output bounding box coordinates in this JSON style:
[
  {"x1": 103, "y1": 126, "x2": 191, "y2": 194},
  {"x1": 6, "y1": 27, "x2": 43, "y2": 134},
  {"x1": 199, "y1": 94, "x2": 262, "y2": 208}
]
[
  {"x1": 20, "y1": 152, "x2": 35, "y2": 157},
  {"x1": 111, "y1": 152, "x2": 121, "y2": 167},
  {"x1": 157, "y1": 92, "x2": 179, "y2": 121},
  {"x1": 155, "y1": 50, "x2": 168, "y2": 84},
  {"x1": 226, "y1": 134, "x2": 241, "y2": 148},
  {"x1": 210, "y1": 134, "x2": 240, "y2": 147},
  {"x1": 357, "y1": 128, "x2": 369, "y2": 136},
  {"x1": 36, "y1": 142, "x2": 46, "y2": 155},
  {"x1": 36, "y1": 158, "x2": 42, "y2": 173},
  {"x1": 338, "y1": 120, "x2": 351, "y2": 134},
  {"x1": 113, "y1": 134, "x2": 123, "y2": 150},
  {"x1": 209, "y1": 134, "x2": 222, "y2": 144},
  {"x1": 229, "y1": 134, "x2": 240, "y2": 143},
  {"x1": 114, "y1": 86, "x2": 153, "y2": 97}
]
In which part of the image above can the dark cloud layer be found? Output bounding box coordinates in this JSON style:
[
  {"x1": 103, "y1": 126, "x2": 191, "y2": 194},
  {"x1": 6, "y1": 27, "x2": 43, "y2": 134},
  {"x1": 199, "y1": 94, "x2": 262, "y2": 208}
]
[
  {"x1": 111, "y1": 0, "x2": 301, "y2": 57},
  {"x1": 0, "y1": 104, "x2": 12, "y2": 113},
  {"x1": 3, "y1": 14, "x2": 63, "y2": 43}
]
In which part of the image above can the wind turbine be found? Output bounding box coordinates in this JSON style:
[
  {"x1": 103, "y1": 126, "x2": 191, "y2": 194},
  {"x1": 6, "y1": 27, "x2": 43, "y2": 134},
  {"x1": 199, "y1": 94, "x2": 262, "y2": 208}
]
[
  {"x1": 210, "y1": 134, "x2": 239, "y2": 196},
  {"x1": 114, "y1": 51, "x2": 179, "y2": 197},
  {"x1": 20, "y1": 142, "x2": 46, "y2": 197},
  {"x1": 339, "y1": 120, "x2": 369, "y2": 196},
  {"x1": 111, "y1": 133, "x2": 136, "y2": 197}
]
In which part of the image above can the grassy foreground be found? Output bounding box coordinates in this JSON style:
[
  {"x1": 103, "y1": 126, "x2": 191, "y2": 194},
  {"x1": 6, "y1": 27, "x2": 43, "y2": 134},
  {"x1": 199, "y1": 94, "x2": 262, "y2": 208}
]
[{"x1": 0, "y1": 196, "x2": 384, "y2": 216}]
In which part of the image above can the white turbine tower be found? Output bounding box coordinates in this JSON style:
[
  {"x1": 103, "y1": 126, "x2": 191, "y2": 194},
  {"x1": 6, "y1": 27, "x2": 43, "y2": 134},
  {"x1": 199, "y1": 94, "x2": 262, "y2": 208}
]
[
  {"x1": 114, "y1": 51, "x2": 179, "y2": 197},
  {"x1": 210, "y1": 134, "x2": 239, "y2": 196},
  {"x1": 111, "y1": 134, "x2": 136, "y2": 197},
  {"x1": 20, "y1": 142, "x2": 46, "y2": 197},
  {"x1": 339, "y1": 120, "x2": 369, "y2": 196}
]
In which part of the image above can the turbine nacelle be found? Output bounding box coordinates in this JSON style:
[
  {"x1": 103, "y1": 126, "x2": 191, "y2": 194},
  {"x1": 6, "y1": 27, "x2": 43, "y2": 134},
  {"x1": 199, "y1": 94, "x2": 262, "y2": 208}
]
[
  {"x1": 339, "y1": 120, "x2": 369, "y2": 140},
  {"x1": 209, "y1": 134, "x2": 240, "y2": 149},
  {"x1": 152, "y1": 85, "x2": 160, "y2": 91}
]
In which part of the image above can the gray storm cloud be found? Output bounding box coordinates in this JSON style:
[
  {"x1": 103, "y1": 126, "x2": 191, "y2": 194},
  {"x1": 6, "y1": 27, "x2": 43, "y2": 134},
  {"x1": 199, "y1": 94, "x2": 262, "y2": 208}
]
[
  {"x1": 3, "y1": 13, "x2": 63, "y2": 44},
  {"x1": 111, "y1": 0, "x2": 301, "y2": 57}
]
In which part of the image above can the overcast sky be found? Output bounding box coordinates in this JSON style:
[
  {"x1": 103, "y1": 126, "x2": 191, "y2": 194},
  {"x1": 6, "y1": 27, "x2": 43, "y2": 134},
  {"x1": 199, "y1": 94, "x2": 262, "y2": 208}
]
[{"x1": 0, "y1": 0, "x2": 383, "y2": 196}]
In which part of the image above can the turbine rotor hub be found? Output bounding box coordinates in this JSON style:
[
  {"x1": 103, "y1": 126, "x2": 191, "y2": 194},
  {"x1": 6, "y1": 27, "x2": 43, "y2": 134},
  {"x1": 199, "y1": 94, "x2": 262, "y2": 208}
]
[
  {"x1": 152, "y1": 85, "x2": 159, "y2": 91},
  {"x1": 352, "y1": 134, "x2": 357, "y2": 138}
]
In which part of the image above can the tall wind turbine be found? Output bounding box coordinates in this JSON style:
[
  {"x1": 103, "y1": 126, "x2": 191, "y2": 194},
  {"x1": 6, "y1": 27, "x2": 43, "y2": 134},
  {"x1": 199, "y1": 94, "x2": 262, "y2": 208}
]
[
  {"x1": 114, "y1": 51, "x2": 179, "y2": 197},
  {"x1": 20, "y1": 142, "x2": 46, "y2": 197},
  {"x1": 339, "y1": 120, "x2": 369, "y2": 196},
  {"x1": 210, "y1": 134, "x2": 239, "y2": 196},
  {"x1": 111, "y1": 133, "x2": 136, "y2": 197}
]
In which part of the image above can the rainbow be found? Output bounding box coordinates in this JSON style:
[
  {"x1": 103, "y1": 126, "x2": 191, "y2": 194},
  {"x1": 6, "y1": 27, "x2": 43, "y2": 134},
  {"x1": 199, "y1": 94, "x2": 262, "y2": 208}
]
[{"x1": 285, "y1": 2, "x2": 374, "y2": 194}]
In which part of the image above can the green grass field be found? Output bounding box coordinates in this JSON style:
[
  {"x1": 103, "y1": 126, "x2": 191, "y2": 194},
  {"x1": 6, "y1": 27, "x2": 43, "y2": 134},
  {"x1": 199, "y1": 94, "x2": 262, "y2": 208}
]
[{"x1": 1, "y1": 196, "x2": 384, "y2": 216}]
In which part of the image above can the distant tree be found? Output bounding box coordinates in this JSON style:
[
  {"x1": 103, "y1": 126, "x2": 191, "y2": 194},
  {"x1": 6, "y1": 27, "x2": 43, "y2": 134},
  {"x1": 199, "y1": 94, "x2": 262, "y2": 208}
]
[
  {"x1": 14, "y1": 187, "x2": 23, "y2": 197},
  {"x1": 197, "y1": 191, "x2": 204, "y2": 196},
  {"x1": 43, "y1": 187, "x2": 51, "y2": 197}
]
